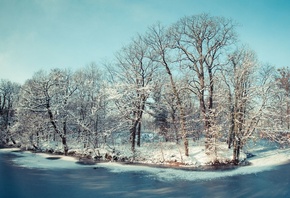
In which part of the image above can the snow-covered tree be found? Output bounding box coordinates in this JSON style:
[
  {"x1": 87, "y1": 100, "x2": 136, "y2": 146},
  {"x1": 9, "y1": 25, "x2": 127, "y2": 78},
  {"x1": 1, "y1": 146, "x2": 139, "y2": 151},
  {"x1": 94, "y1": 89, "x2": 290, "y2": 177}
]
[
  {"x1": 145, "y1": 23, "x2": 189, "y2": 156},
  {"x1": 219, "y1": 47, "x2": 274, "y2": 163},
  {"x1": 275, "y1": 67, "x2": 290, "y2": 130},
  {"x1": 149, "y1": 76, "x2": 178, "y2": 142},
  {"x1": 72, "y1": 64, "x2": 112, "y2": 149},
  {"x1": 15, "y1": 69, "x2": 77, "y2": 155},
  {"x1": 110, "y1": 34, "x2": 159, "y2": 151},
  {"x1": 260, "y1": 66, "x2": 290, "y2": 147},
  {"x1": 0, "y1": 79, "x2": 21, "y2": 145},
  {"x1": 170, "y1": 14, "x2": 237, "y2": 153}
]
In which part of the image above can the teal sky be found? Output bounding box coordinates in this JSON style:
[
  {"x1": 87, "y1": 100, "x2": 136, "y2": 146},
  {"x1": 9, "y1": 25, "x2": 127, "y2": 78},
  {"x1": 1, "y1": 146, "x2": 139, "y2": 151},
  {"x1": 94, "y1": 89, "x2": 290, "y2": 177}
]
[{"x1": 0, "y1": 0, "x2": 290, "y2": 84}]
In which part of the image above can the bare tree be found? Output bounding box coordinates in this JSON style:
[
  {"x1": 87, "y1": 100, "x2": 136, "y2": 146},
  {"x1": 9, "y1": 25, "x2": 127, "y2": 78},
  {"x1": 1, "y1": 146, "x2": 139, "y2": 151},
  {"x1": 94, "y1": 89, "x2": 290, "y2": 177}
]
[
  {"x1": 145, "y1": 23, "x2": 189, "y2": 156},
  {"x1": 260, "y1": 66, "x2": 290, "y2": 147},
  {"x1": 149, "y1": 76, "x2": 180, "y2": 142},
  {"x1": 72, "y1": 64, "x2": 112, "y2": 150},
  {"x1": 170, "y1": 14, "x2": 237, "y2": 153},
  {"x1": 111, "y1": 35, "x2": 158, "y2": 152},
  {"x1": 221, "y1": 47, "x2": 274, "y2": 163},
  {"x1": 276, "y1": 67, "x2": 290, "y2": 130},
  {"x1": 16, "y1": 69, "x2": 77, "y2": 155},
  {"x1": 0, "y1": 79, "x2": 20, "y2": 145}
]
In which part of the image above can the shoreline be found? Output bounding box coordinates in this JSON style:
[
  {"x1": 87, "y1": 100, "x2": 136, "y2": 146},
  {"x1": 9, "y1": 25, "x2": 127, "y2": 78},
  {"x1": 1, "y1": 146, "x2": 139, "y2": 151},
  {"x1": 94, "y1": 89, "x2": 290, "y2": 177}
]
[
  {"x1": 1, "y1": 145, "x2": 290, "y2": 172},
  {"x1": 2, "y1": 146, "x2": 290, "y2": 182},
  {"x1": 0, "y1": 147, "x2": 250, "y2": 171}
]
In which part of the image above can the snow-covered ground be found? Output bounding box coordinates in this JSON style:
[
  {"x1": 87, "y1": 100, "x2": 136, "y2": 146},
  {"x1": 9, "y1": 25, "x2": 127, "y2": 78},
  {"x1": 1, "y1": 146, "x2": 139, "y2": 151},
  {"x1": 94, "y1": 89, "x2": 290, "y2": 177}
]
[
  {"x1": 1, "y1": 140, "x2": 290, "y2": 182},
  {"x1": 129, "y1": 141, "x2": 246, "y2": 166},
  {"x1": 97, "y1": 142, "x2": 290, "y2": 181}
]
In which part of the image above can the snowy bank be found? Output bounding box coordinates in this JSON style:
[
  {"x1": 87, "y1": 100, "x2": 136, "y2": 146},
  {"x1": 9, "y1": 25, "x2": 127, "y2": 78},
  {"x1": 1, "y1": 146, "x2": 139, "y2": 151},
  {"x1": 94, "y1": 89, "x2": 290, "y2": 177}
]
[
  {"x1": 1, "y1": 140, "x2": 290, "y2": 182},
  {"x1": 96, "y1": 146, "x2": 290, "y2": 181}
]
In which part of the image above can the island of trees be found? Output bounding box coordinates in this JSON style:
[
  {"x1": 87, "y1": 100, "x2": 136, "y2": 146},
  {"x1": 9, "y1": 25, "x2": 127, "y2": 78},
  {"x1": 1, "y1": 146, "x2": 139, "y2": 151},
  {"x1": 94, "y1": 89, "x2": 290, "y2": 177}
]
[{"x1": 0, "y1": 14, "x2": 289, "y2": 165}]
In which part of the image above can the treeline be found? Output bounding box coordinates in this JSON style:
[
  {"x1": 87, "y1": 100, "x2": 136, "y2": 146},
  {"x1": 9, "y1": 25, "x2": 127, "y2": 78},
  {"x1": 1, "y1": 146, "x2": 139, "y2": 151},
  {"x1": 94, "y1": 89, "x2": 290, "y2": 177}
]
[{"x1": 0, "y1": 14, "x2": 289, "y2": 163}]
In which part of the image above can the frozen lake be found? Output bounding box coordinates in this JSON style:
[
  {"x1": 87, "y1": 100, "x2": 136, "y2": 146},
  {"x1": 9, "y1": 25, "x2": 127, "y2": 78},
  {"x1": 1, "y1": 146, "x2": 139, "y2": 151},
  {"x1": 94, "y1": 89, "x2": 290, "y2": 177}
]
[{"x1": 1, "y1": 149, "x2": 290, "y2": 198}]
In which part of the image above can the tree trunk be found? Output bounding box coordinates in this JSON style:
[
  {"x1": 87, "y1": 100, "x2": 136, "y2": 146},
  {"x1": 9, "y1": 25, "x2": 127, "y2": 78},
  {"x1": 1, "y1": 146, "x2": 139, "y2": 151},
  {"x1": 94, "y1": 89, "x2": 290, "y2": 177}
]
[
  {"x1": 136, "y1": 98, "x2": 145, "y2": 147},
  {"x1": 170, "y1": 109, "x2": 179, "y2": 144},
  {"x1": 62, "y1": 136, "x2": 68, "y2": 156},
  {"x1": 130, "y1": 124, "x2": 137, "y2": 151},
  {"x1": 228, "y1": 107, "x2": 234, "y2": 149},
  {"x1": 137, "y1": 121, "x2": 141, "y2": 147},
  {"x1": 233, "y1": 137, "x2": 241, "y2": 164},
  {"x1": 46, "y1": 100, "x2": 69, "y2": 155},
  {"x1": 204, "y1": 67, "x2": 214, "y2": 153},
  {"x1": 62, "y1": 120, "x2": 68, "y2": 155},
  {"x1": 198, "y1": 74, "x2": 212, "y2": 153}
]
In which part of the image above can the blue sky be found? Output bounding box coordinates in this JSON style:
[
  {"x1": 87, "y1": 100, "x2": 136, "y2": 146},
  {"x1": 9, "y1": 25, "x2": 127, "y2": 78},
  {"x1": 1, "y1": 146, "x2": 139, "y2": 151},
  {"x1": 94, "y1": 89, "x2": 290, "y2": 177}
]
[{"x1": 0, "y1": 0, "x2": 290, "y2": 84}]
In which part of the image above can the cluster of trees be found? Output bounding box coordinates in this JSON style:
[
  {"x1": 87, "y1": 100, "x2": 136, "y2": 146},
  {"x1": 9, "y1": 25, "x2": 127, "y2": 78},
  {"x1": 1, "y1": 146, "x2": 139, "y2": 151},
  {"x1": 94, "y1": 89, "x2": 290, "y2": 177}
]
[
  {"x1": 0, "y1": 79, "x2": 21, "y2": 145},
  {"x1": 13, "y1": 65, "x2": 117, "y2": 156},
  {"x1": 1, "y1": 14, "x2": 289, "y2": 163}
]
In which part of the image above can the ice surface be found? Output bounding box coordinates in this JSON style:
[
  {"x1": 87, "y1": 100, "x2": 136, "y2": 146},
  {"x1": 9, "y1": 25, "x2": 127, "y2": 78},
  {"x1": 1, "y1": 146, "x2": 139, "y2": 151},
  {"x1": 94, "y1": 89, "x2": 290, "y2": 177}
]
[
  {"x1": 96, "y1": 161, "x2": 271, "y2": 182},
  {"x1": 0, "y1": 148, "x2": 21, "y2": 152},
  {"x1": 0, "y1": 149, "x2": 86, "y2": 170}
]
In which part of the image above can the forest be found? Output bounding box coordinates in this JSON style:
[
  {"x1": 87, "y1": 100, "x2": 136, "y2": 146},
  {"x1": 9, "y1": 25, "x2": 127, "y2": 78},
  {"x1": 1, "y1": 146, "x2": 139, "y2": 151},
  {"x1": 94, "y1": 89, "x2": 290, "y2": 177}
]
[{"x1": 0, "y1": 14, "x2": 289, "y2": 165}]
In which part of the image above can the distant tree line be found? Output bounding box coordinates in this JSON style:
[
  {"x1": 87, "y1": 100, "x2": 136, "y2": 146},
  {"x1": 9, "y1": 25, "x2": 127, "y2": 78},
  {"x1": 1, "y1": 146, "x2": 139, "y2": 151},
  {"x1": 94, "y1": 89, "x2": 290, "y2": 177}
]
[{"x1": 1, "y1": 14, "x2": 289, "y2": 163}]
